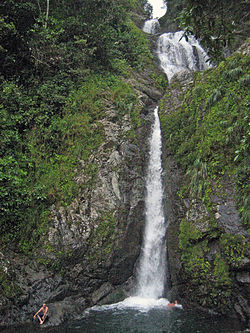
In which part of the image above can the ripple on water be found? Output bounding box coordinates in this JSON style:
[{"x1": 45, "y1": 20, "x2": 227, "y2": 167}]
[{"x1": 85, "y1": 296, "x2": 182, "y2": 313}]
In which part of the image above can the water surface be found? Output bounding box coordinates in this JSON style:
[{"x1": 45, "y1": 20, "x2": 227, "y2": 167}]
[{"x1": 2, "y1": 306, "x2": 244, "y2": 333}]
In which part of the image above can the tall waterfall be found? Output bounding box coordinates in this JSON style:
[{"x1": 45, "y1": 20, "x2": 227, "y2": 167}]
[
  {"x1": 87, "y1": 1, "x2": 211, "y2": 312},
  {"x1": 135, "y1": 107, "x2": 166, "y2": 299},
  {"x1": 135, "y1": 2, "x2": 211, "y2": 300}
]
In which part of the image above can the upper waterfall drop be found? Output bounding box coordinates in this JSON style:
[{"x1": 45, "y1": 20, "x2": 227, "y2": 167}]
[
  {"x1": 143, "y1": 1, "x2": 211, "y2": 81},
  {"x1": 142, "y1": 0, "x2": 166, "y2": 33},
  {"x1": 143, "y1": 18, "x2": 160, "y2": 34}
]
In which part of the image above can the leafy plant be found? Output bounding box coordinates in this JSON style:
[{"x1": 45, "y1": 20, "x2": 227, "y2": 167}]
[{"x1": 220, "y1": 233, "x2": 249, "y2": 267}]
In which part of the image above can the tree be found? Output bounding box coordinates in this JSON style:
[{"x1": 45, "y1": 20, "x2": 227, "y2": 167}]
[
  {"x1": 45, "y1": 0, "x2": 49, "y2": 28},
  {"x1": 178, "y1": 0, "x2": 250, "y2": 62}
]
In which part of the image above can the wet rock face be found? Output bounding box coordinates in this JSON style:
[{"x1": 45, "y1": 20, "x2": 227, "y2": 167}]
[
  {"x1": 160, "y1": 70, "x2": 249, "y2": 326},
  {"x1": 210, "y1": 180, "x2": 248, "y2": 237},
  {"x1": 0, "y1": 68, "x2": 163, "y2": 328}
]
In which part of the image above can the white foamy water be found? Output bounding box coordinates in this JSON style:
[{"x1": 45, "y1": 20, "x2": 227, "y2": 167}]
[
  {"x1": 143, "y1": 18, "x2": 160, "y2": 34},
  {"x1": 147, "y1": 0, "x2": 167, "y2": 19},
  {"x1": 135, "y1": 107, "x2": 166, "y2": 299},
  {"x1": 85, "y1": 296, "x2": 183, "y2": 315},
  {"x1": 87, "y1": 297, "x2": 170, "y2": 313},
  {"x1": 157, "y1": 31, "x2": 211, "y2": 81}
]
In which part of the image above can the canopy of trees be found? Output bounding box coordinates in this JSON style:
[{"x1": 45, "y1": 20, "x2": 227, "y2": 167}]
[{"x1": 178, "y1": 0, "x2": 250, "y2": 62}]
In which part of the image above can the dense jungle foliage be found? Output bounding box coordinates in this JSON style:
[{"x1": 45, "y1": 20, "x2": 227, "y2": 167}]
[
  {"x1": 178, "y1": 0, "x2": 250, "y2": 62},
  {"x1": 0, "y1": 0, "x2": 154, "y2": 252}
]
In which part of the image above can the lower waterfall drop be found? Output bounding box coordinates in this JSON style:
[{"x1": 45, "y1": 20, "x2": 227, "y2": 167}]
[{"x1": 135, "y1": 106, "x2": 166, "y2": 299}]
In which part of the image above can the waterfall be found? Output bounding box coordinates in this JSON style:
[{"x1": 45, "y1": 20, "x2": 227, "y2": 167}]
[
  {"x1": 135, "y1": 106, "x2": 166, "y2": 299},
  {"x1": 84, "y1": 0, "x2": 210, "y2": 317},
  {"x1": 134, "y1": 1, "x2": 211, "y2": 301},
  {"x1": 157, "y1": 31, "x2": 211, "y2": 81},
  {"x1": 143, "y1": 18, "x2": 160, "y2": 34}
]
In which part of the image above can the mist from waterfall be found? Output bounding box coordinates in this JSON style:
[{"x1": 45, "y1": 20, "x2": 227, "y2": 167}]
[{"x1": 135, "y1": 106, "x2": 166, "y2": 299}]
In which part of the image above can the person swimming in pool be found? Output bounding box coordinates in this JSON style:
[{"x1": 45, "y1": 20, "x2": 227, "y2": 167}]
[{"x1": 168, "y1": 300, "x2": 178, "y2": 308}]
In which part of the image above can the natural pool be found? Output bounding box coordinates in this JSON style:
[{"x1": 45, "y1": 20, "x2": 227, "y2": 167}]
[{"x1": 1, "y1": 299, "x2": 245, "y2": 333}]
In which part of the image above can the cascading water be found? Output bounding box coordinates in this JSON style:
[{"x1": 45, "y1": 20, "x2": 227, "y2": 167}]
[
  {"x1": 143, "y1": 19, "x2": 160, "y2": 34},
  {"x1": 142, "y1": 0, "x2": 166, "y2": 34},
  {"x1": 135, "y1": 106, "x2": 166, "y2": 299},
  {"x1": 143, "y1": 1, "x2": 211, "y2": 82},
  {"x1": 157, "y1": 31, "x2": 211, "y2": 81}
]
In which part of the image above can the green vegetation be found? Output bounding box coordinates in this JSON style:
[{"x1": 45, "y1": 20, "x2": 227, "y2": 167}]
[
  {"x1": 179, "y1": 217, "x2": 235, "y2": 310},
  {"x1": 178, "y1": 217, "x2": 248, "y2": 311},
  {"x1": 0, "y1": 0, "x2": 154, "y2": 253},
  {"x1": 178, "y1": 0, "x2": 249, "y2": 62},
  {"x1": 88, "y1": 210, "x2": 117, "y2": 263},
  {"x1": 220, "y1": 234, "x2": 249, "y2": 267},
  {"x1": 0, "y1": 267, "x2": 21, "y2": 299}
]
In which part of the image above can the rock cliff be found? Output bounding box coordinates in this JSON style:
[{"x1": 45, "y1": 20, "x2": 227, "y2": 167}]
[{"x1": 0, "y1": 66, "x2": 165, "y2": 328}]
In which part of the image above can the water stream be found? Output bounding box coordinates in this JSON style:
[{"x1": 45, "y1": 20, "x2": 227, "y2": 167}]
[{"x1": 135, "y1": 107, "x2": 166, "y2": 299}]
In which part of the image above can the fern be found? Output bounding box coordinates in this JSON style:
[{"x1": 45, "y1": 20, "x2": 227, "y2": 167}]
[
  {"x1": 224, "y1": 67, "x2": 243, "y2": 81},
  {"x1": 239, "y1": 74, "x2": 250, "y2": 87},
  {"x1": 207, "y1": 87, "x2": 223, "y2": 107}
]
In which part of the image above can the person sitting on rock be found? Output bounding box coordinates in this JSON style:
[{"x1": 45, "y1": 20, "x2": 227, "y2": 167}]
[
  {"x1": 33, "y1": 303, "x2": 49, "y2": 325},
  {"x1": 168, "y1": 300, "x2": 178, "y2": 308}
]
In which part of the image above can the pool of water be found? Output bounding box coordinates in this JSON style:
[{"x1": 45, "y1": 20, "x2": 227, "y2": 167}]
[{"x1": 1, "y1": 299, "x2": 244, "y2": 333}]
